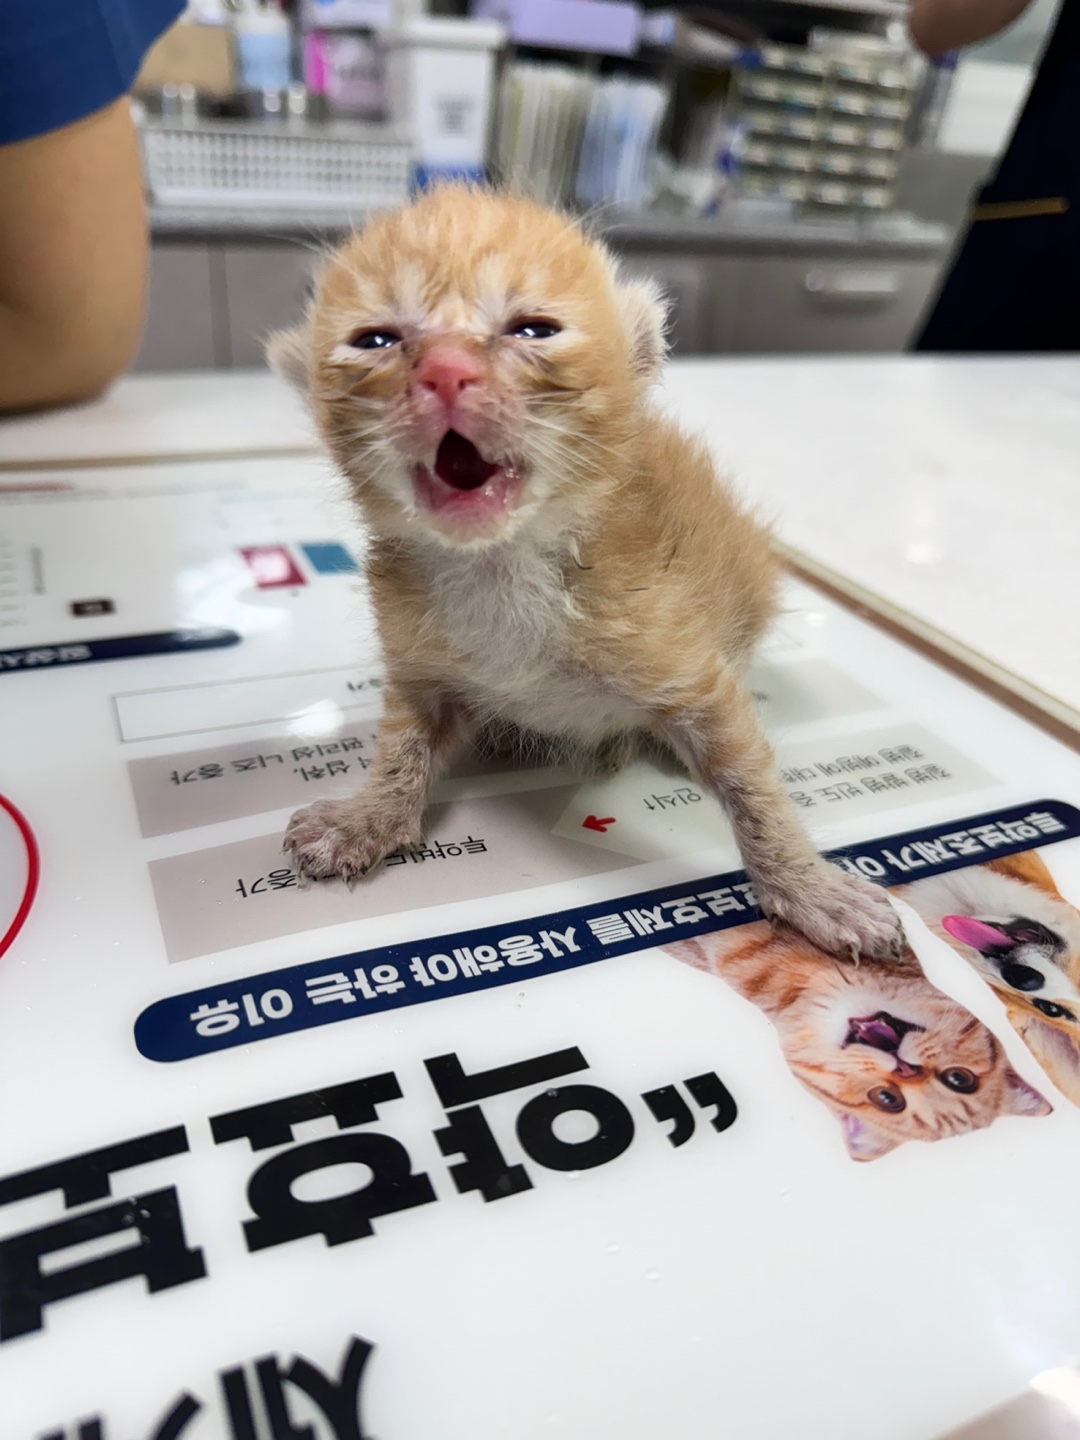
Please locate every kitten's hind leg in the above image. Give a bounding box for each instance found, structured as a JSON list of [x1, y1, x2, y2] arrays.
[[286, 687, 466, 882], [661, 671, 904, 962]]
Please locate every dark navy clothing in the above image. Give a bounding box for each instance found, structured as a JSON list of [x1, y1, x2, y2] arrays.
[[916, 0, 1080, 350], [0, 0, 185, 145]]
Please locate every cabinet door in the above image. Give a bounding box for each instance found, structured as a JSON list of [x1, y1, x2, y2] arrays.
[[604, 255, 745, 355], [701, 258, 745, 352], [220, 244, 318, 368], [731, 257, 941, 353], [135, 244, 217, 372]]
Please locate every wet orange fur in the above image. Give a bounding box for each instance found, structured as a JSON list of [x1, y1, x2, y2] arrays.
[[269, 188, 902, 961], [670, 924, 1050, 1161]]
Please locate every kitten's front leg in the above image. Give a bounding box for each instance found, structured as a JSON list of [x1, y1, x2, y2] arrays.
[[286, 686, 464, 882], [661, 671, 904, 962]]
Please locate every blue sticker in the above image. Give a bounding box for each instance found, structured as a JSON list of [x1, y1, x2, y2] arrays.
[[0, 628, 240, 675], [413, 165, 486, 192], [134, 801, 1080, 1064], [300, 543, 358, 575]]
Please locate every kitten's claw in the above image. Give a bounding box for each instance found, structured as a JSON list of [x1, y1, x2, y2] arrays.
[[759, 862, 905, 962], [591, 731, 642, 777], [284, 797, 415, 883]]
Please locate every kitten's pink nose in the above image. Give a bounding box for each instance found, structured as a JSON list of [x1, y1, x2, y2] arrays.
[[414, 344, 484, 408]]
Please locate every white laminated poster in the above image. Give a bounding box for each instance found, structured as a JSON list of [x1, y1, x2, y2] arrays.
[[3, 456, 1080, 1440]]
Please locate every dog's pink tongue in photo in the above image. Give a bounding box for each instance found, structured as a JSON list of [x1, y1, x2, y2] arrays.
[[941, 916, 1013, 950]]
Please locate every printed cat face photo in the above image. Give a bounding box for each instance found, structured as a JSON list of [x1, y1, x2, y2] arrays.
[[269, 186, 665, 548], [895, 850, 1080, 1106], [667, 924, 1049, 1161]]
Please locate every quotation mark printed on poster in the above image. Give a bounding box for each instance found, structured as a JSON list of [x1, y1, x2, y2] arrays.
[[0, 1050, 736, 1350]]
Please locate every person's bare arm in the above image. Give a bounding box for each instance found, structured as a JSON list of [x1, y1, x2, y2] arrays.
[[0, 99, 148, 414], [908, 0, 1034, 57]]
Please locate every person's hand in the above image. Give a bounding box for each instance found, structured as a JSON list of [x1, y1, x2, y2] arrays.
[[908, 0, 1035, 57]]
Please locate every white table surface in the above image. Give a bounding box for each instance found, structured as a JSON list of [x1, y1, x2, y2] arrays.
[[2, 357, 1077, 731], [660, 356, 1080, 731], [0, 371, 314, 466]]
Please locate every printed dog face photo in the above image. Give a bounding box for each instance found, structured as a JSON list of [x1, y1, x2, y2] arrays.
[[895, 850, 1080, 1106], [666, 924, 1049, 1162]]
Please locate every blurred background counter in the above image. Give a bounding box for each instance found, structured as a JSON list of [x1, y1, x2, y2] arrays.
[[129, 0, 1061, 370], [142, 204, 949, 367]]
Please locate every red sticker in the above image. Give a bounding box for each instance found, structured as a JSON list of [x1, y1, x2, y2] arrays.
[[0, 794, 39, 961], [238, 546, 306, 589]]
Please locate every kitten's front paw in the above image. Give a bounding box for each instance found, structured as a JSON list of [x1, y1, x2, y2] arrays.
[[760, 863, 904, 962], [284, 798, 416, 882]]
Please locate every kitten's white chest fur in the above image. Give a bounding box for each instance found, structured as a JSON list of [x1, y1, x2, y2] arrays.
[[422, 541, 647, 742]]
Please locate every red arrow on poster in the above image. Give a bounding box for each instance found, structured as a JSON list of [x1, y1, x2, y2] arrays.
[[582, 815, 616, 833], [0, 794, 39, 961]]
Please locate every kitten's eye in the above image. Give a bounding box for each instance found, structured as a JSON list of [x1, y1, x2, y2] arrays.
[[938, 1067, 979, 1093], [867, 1084, 906, 1113], [1033, 999, 1074, 1020], [348, 329, 401, 351], [506, 318, 561, 340]]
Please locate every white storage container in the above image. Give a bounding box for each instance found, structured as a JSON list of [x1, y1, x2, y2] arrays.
[[385, 17, 505, 186]]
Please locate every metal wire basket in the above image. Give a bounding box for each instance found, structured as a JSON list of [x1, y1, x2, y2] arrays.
[[140, 118, 413, 211]]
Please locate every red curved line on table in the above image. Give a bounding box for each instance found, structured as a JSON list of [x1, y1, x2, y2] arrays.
[[0, 794, 39, 960]]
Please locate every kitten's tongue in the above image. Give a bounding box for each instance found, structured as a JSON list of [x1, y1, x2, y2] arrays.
[[847, 1014, 907, 1051], [941, 916, 1013, 951], [434, 430, 499, 491]]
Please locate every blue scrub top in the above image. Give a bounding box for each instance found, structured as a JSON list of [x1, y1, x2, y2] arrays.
[[0, 0, 186, 145]]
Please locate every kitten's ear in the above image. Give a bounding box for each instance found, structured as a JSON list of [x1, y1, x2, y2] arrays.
[[1013, 1011, 1080, 1106], [1002, 1064, 1053, 1117], [614, 276, 668, 380], [663, 938, 711, 972], [840, 1112, 899, 1162], [266, 322, 312, 394]]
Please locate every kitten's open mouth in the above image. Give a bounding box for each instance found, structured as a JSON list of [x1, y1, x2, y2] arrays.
[[433, 430, 499, 490], [845, 1011, 924, 1053], [413, 430, 523, 533], [845, 1011, 925, 1079]]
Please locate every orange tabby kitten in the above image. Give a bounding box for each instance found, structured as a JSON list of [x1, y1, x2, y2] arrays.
[[668, 924, 1049, 1160], [268, 186, 902, 961]]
